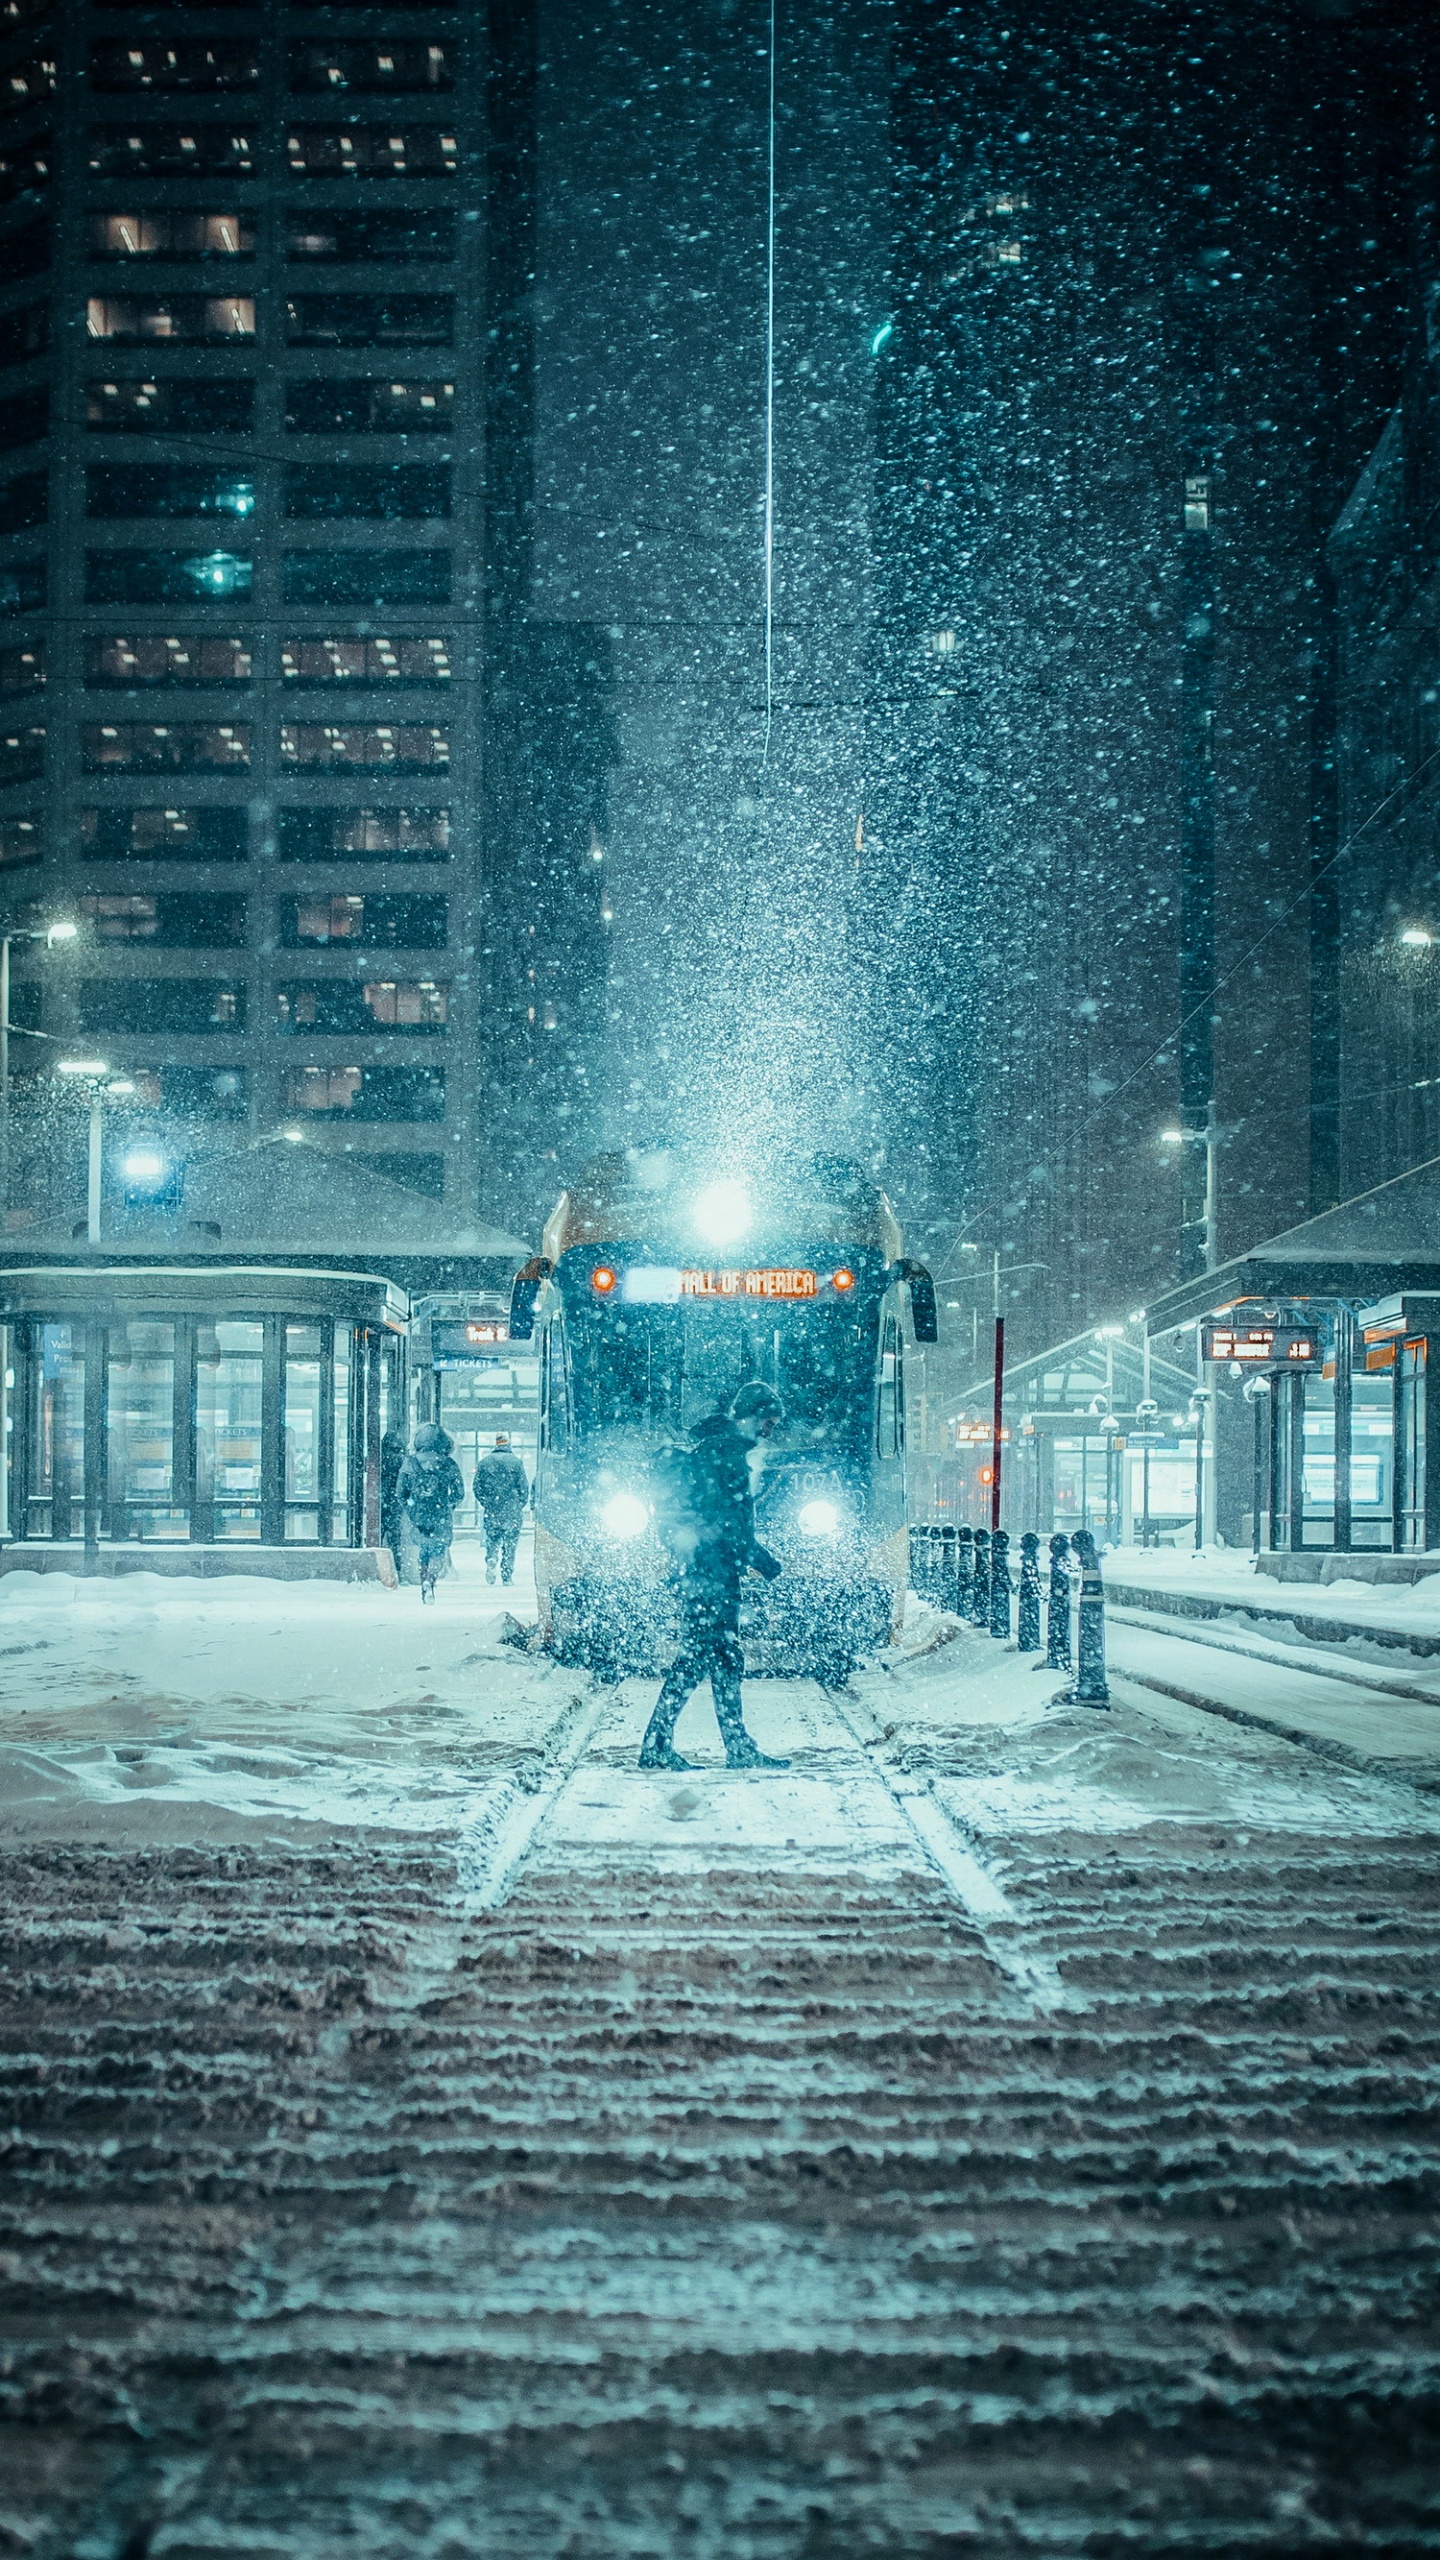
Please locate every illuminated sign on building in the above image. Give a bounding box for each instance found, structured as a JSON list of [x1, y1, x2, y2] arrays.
[[1202, 1323, 1322, 1367]]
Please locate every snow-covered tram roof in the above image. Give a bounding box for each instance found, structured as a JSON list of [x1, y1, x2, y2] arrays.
[[542, 1151, 903, 1266]]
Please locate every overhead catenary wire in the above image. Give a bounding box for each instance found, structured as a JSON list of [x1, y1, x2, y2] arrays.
[[761, 0, 776, 770]]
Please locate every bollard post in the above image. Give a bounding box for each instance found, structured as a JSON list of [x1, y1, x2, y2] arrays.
[[955, 1525, 975, 1620], [970, 1527, 991, 1630], [1017, 1530, 1042, 1651], [989, 1526, 1012, 1639], [1069, 1528, 1111, 1706], [939, 1523, 959, 1615], [1045, 1533, 1072, 1671]]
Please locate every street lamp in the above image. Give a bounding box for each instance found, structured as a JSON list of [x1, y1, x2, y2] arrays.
[[56, 1061, 135, 1243], [0, 916, 80, 1213]]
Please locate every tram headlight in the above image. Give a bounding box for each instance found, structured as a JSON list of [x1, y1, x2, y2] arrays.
[[692, 1177, 752, 1247], [797, 1497, 842, 1539], [600, 1489, 649, 1540]]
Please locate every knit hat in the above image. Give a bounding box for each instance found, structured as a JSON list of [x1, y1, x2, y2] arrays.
[[730, 1381, 785, 1427]]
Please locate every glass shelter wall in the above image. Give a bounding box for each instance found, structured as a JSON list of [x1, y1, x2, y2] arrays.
[[2, 1293, 401, 1549]]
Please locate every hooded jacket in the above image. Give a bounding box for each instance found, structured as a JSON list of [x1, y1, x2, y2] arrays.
[[396, 1429, 464, 1537]]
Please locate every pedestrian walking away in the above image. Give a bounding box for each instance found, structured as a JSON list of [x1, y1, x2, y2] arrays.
[[640, 1380, 789, 1773], [474, 1431, 530, 1585], [396, 1422, 464, 1604]]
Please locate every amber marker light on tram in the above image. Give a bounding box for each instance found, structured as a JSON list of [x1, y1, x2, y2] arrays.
[[591, 1265, 617, 1293], [831, 1268, 856, 1293]]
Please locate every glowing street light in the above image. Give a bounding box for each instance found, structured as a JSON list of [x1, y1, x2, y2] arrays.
[[54, 1059, 136, 1243]]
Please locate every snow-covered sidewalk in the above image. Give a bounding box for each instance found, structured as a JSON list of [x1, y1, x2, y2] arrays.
[[1105, 1542, 1440, 1656]]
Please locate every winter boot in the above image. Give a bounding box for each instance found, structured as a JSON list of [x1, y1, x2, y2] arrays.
[[638, 1681, 696, 1772], [486, 1561, 496, 1584], [713, 1655, 789, 1771]]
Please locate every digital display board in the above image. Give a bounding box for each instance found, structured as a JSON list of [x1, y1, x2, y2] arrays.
[[1203, 1322, 1322, 1367], [679, 1268, 818, 1300]]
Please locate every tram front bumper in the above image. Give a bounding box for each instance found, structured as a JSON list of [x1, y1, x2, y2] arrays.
[[548, 1571, 896, 1676]]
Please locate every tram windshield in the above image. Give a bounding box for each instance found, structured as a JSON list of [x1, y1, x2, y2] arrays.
[[566, 1298, 871, 1449]]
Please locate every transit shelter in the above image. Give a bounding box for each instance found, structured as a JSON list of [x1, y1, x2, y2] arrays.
[[0, 1266, 405, 1562]]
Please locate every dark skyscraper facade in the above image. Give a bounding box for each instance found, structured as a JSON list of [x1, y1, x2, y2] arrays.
[[0, 0, 502, 1214], [874, 0, 1433, 1351]]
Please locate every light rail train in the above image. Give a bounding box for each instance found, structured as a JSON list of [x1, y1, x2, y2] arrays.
[[509, 1150, 937, 1675]]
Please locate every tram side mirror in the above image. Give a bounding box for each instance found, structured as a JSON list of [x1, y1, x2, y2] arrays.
[[507, 1254, 553, 1342], [888, 1257, 938, 1344]]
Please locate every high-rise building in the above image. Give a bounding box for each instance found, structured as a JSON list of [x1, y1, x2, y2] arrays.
[[0, 0, 487, 1209], [874, 0, 1432, 1353]]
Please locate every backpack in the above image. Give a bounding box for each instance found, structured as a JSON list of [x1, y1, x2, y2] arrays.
[[648, 1438, 707, 1563]]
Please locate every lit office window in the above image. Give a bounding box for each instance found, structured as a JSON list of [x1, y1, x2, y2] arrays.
[[276, 806, 450, 861], [288, 42, 452, 94], [85, 550, 252, 604], [281, 638, 450, 685], [86, 466, 257, 519], [285, 127, 458, 177], [0, 724, 42, 782], [279, 723, 448, 770], [81, 721, 250, 771], [87, 127, 257, 176], [0, 816, 41, 866], [282, 1064, 445, 1119], [284, 379, 454, 434], [86, 294, 255, 341], [79, 805, 248, 859], [0, 644, 43, 693], [89, 212, 254, 259], [86, 635, 252, 687], [90, 41, 261, 92], [285, 211, 454, 262], [79, 892, 246, 945], [282, 893, 447, 947], [86, 379, 254, 435]]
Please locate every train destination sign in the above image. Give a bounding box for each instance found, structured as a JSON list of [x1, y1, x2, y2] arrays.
[[614, 1265, 826, 1305], [680, 1267, 818, 1300], [1203, 1322, 1323, 1367]]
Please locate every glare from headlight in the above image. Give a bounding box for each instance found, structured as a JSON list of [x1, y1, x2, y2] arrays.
[[600, 1490, 649, 1540], [693, 1176, 751, 1247], [797, 1497, 841, 1537]]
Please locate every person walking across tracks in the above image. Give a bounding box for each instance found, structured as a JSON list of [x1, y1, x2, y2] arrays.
[[474, 1432, 530, 1586], [396, 1422, 465, 1605], [639, 1380, 789, 1774]]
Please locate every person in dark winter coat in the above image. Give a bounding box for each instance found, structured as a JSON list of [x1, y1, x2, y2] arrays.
[[638, 1380, 788, 1773], [396, 1421, 464, 1603], [473, 1432, 529, 1585]]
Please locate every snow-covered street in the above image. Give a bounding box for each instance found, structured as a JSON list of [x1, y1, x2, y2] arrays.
[[3, 1559, 1440, 2552]]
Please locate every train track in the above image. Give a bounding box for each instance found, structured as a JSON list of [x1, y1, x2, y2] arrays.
[[2, 1674, 1439, 2554], [1106, 1604, 1440, 1794]]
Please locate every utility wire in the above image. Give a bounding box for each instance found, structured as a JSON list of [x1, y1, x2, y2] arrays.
[[761, 0, 776, 770]]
